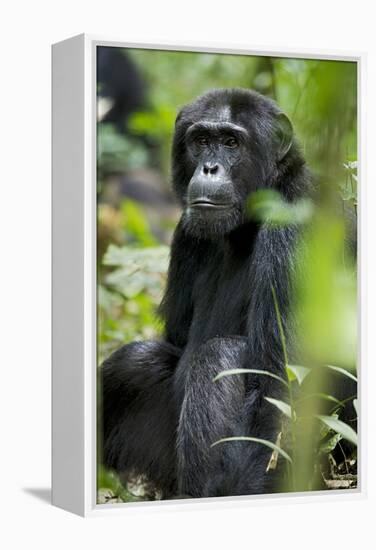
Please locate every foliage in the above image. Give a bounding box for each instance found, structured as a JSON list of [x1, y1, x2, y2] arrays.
[[247, 190, 314, 226], [214, 190, 358, 492], [97, 200, 169, 363], [97, 124, 149, 186], [97, 48, 358, 501]]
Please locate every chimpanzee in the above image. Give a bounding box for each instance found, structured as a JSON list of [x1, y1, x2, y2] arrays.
[[102, 88, 312, 498], [97, 47, 146, 131]]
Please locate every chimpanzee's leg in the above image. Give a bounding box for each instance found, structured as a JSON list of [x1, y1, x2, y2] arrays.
[[177, 337, 282, 497], [101, 340, 182, 497]]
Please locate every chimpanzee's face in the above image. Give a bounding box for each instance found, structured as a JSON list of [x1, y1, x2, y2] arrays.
[[185, 113, 248, 227], [172, 90, 293, 239]]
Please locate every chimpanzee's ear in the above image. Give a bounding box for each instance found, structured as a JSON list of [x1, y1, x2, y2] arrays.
[[274, 112, 293, 161]]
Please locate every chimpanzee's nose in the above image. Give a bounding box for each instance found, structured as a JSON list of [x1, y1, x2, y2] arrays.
[[203, 163, 219, 175]]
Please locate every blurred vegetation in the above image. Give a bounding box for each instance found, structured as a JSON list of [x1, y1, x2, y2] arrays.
[[97, 47, 357, 503]]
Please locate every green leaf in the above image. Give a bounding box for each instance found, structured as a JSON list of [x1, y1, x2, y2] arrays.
[[265, 397, 292, 419], [353, 399, 358, 416], [317, 415, 357, 446], [129, 106, 176, 138], [213, 368, 288, 387], [297, 392, 341, 406], [325, 364, 357, 383], [319, 414, 338, 438], [320, 432, 342, 454], [286, 364, 311, 385], [102, 244, 169, 299], [247, 189, 314, 226], [211, 436, 292, 463], [121, 200, 157, 247], [97, 464, 119, 493], [103, 244, 169, 269]]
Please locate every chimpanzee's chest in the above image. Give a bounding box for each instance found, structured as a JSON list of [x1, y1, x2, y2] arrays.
[[188, 255, 251, 346]]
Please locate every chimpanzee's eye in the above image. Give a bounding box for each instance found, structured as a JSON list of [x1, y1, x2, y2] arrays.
[[224, 136, 238, 148], [196, 135, 209, 147]]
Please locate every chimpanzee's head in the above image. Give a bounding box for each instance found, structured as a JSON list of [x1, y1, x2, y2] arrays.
[[172, 88, 295, 238]]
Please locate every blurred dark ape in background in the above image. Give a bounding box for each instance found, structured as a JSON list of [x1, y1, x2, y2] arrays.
[[97, 47, 146, 132], [97, 47, 178, 250]]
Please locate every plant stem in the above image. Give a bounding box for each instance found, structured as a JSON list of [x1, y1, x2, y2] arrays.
[[271, 285, 297, 491]]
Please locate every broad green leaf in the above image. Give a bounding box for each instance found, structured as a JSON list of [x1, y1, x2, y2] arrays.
[[319, 414, 339, 438], [129, 106, 176, 138], [213, 368, 288, 387], [103, 244, 169, 269], [287, 364, 311, 385], [317, 415, 357, 446], [298, 393, 340, 405], [325, 364, 357, 383], [247, 189, 314, 226], [102, 244, 169, 299], [320, 432, 342, 454], [353, 399, 358, 415], [211, 436, 292, 463], [265, 397, 292, 419]]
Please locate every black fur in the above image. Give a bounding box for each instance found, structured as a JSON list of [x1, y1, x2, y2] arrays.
[[102, 89, 312, 498]]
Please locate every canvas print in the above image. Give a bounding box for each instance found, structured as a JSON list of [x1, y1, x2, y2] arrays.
[[96, 46, 358, 504]]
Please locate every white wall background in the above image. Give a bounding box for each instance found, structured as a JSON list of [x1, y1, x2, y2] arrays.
[[1, 1, 375, 548]]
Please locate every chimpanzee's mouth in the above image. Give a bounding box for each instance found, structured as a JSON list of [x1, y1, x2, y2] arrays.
[[189, 199, 232, 210]]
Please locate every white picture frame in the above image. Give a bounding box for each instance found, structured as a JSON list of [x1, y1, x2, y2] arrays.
[[52, 34, 366, 517]]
